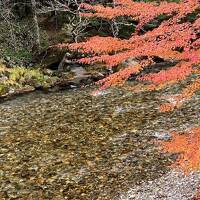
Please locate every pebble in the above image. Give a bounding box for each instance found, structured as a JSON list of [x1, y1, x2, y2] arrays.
[[120, 170, 200, 200]]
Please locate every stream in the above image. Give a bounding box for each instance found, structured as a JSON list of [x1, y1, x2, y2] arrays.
[[0, 85, 199, 199]]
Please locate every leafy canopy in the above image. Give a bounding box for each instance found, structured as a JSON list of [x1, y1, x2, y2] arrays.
[[58, 0, 200, 112], [56, 0, 200, 173]]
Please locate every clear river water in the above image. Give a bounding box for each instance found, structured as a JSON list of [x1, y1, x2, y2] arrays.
[[0, 85, 199, 199]]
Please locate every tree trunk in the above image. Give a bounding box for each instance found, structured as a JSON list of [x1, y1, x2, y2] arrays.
[[58, 53, 72, 72], [31, 0, 41, 52]]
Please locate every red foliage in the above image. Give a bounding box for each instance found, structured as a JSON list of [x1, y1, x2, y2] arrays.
[[57, 0, 200, 175], [137, 61, 194, 85], [159, 127, 200, 174], [80, 0, 199, 32], [55, 0, 200, 176], [57, 0, 200, 109], [55, 0, 200, 119], [56, 0, 200, 111]]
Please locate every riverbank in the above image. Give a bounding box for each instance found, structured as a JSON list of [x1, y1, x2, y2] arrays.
[[0, 62, 104, 101], [120, 169, 200, 200]]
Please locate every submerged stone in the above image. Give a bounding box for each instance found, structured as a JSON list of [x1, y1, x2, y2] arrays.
[[0, 84, 199, 199]]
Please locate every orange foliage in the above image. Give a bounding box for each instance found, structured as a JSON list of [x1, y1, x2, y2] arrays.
[[57, 0, 200, 177], [137, 61, 194, 85], [180, 77, 200, 99], [80, 0, 199, 31], [56, 0, 200, 182], [58, 0, 200, 96], [159, 102, 180, 112], [57, 0, 200, 108], [159, 127, 200, 173], [97, 60, 152, 89], [57, 36, 132, 54]]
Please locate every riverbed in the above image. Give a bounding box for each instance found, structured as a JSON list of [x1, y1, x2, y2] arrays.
[[0, 85, 199, 199]]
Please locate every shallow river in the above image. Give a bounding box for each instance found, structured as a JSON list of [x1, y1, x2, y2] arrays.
[[0, 85, 199, 199]]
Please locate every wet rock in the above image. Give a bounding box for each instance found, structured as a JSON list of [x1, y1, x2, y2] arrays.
[[35, 48, 66, 70], [120, 170, 200, 200], [92, 89, 112, 97], [0, 75, 8, 82], [151, 132, 172, 141], [122, 58, 139, 67], [43, 69, 54, 76]]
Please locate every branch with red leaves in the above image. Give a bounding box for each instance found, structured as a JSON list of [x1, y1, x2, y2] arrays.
[[57, 0, 200, 111]]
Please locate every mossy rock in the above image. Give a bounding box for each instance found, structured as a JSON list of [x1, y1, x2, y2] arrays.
[[34, 48, 66, 70], [0, 84, 8, 95]]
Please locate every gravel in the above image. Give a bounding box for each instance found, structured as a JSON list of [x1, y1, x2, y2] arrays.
[[120, 170, 200, 200]]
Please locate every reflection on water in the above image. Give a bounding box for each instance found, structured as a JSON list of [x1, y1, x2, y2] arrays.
[[0, 85, 199, 199]]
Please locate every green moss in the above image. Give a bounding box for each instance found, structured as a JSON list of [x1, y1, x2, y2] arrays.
[[0, 63, 59, 97], [0, 84, 7, 95], [8, 67, 46, 86]]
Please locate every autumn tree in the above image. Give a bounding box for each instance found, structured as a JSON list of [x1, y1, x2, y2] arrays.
[[58, 0, 200, 109], [57, 0, 200, 172]]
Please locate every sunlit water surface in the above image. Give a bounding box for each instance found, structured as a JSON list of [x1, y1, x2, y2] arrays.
[[0, 85, 199, 199]]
